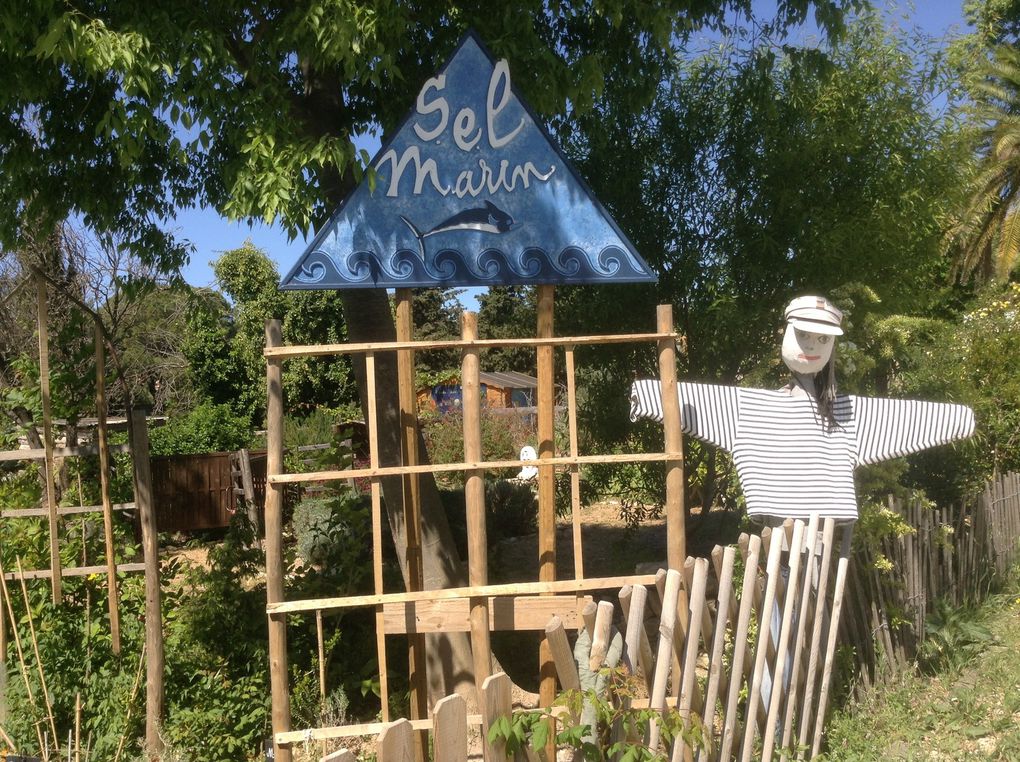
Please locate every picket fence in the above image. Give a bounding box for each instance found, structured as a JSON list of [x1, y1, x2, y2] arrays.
[[323, 472, 1020, 761]]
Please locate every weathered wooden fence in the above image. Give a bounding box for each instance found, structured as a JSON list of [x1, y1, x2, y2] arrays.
[[841, 471, 1020, 692]]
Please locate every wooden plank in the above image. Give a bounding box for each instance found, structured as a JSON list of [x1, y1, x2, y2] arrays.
[[36, 277, 61, 603], [267, 451, 672, 485], [264, 331, 680, 359], [395, 289, 427, 762], [264, 319, 292, 762], [277, 714, 483, 745], [432, 693, 468, 762], [462, 312, 492, 696], [2, 562, 145, 581], [382, 594, 592, 634], [1, 502, 135, 519], [0, 442, 131, 462], [320, 749, 355, 762], [377, 718, 414, 761], [564, 347, 584, 580], [129, 408, 164, 759], [270, 573, 658, 615], [657, 305, 686, 568]]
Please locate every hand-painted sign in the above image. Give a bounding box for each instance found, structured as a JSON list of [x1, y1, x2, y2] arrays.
[[280, 30, 656, 290]]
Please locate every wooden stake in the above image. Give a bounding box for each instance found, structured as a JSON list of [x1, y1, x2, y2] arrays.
[[544, 616, 580, 691], [536, 285, 557, 717], [810, 525, 853, 758], [35, 277, 61, 603], [673, 558, 709, 762], [365, 352, 390, 721], [112, 646, 146, 762], [16, 558, 59, 749], [461, 312, 492, 695], [761, 521, 806, 761], [395, 288, 427, 762], [0, 553, 6, 726], [75, 692, 81, 762], [0, 556, 37, 712], [649, 568, 682, 751], [657, 305, 685, 568], [620, 585, 654, 695], [316, 610, 326, 704], [264, 320, 292, 762], [588, 600, 615, 671], [128, 409, 164, 760], [95, 322, 121, 655], [701, 546, 736, 760]]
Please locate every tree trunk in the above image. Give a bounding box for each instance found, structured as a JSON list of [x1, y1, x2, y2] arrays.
[[340, 288, 477, 700]]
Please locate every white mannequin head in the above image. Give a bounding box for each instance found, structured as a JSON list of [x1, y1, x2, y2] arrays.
[[782, 325, 835, 375], [781, 295, 843, 376]]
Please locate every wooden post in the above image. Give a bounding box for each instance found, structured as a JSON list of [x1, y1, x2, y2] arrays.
[[657, 304, 685, 569], [461, 312, 492, 695], [95, 323, 121, 655], [0, 566, 5, 725], [365, 352, 391, 720], [264, 320, 292, 762], [128, 408, 164, 760], [35, 277, 61, 603], [238, 448, 259, 533], [536, 285, 557, 713], [395, 288, 428, 761], [565, 347, 584, 580]]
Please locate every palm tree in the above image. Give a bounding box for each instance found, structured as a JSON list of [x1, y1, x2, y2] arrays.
[[949, 44, 1020, 282]]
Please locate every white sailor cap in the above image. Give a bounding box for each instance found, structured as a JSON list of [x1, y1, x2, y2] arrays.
[[784, 295, 843, 336]]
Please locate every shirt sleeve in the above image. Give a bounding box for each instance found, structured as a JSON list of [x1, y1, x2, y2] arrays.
[[629, 380, 739, 451], [852, 396, 976, 465]]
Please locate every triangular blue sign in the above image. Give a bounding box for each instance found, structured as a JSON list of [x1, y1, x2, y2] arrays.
[[280, 31, 657, 290]]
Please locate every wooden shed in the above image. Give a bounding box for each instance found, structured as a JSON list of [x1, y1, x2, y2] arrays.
[[417, 370, 538, 412]]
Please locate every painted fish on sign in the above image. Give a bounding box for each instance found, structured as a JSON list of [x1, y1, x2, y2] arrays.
[[280, 30, 656, 290]]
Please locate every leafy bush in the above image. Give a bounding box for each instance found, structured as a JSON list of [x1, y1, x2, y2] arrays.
[[292, 492, 371, 571], [149, 402, 254, 456], [420, 407, 535, 487]]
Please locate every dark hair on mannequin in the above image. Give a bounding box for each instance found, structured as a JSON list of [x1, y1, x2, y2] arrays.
[[811, 345, 840, 430]]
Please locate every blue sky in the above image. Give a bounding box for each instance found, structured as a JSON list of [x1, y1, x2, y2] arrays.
[[176, 2, 974, 299]]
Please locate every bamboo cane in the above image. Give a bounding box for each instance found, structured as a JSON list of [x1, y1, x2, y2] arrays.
[[16, 558, 59, 750]]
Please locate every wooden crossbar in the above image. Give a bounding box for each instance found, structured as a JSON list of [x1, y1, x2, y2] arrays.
[[264, 331, 679, 359], [0, 442, 130, 463], [2, 562, 146, 581], [267, 573, 660, 616], [1, 502, 135, 519], [267, 451, 672, 485]]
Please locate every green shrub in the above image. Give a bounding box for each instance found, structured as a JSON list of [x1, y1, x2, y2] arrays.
[[149, 402, 253, 456]]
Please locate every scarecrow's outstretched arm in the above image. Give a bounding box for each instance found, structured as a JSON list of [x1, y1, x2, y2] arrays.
[[630, 380, 739, 452], [852, 396, 975, 465]]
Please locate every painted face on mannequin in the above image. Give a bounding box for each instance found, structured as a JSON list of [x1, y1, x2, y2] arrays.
[[782, 324, 834, 375]]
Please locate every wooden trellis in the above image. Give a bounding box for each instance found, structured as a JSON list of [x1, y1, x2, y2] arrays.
[[262, 300, 686, 759], [0, 276, 165, 756]]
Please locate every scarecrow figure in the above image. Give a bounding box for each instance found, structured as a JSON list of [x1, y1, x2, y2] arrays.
[[630, 295, 975, 522]]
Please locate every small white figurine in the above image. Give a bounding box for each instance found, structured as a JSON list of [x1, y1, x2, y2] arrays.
[[631, 295, 975, 521]]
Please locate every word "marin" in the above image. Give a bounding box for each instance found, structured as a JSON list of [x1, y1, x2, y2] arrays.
[[375, 61, 555, 199]]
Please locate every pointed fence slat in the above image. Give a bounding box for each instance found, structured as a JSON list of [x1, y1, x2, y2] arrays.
[[433, 694, 468, 762]]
